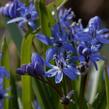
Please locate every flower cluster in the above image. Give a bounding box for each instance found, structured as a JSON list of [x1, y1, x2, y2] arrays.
[[0, 0, 38, 29], [17, 7, 109, 84]]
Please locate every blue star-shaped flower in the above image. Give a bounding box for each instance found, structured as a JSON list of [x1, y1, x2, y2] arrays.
[[45, 54, 78, 84]]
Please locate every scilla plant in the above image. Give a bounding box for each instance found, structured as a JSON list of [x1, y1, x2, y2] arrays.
[[0, 0, 109, 109]]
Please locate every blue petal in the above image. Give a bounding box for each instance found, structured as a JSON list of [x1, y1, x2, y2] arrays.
[[16, 64, 27, 75], [33, 64, 45, 76], [75, 32, 91, 41], [46, 48, 56, 65], [92, 61, 98, 70], [31, 53, 44, 67], [0, 78, 3, 84], [90, 54, 104, 61], [26, 64, 34, 75], [18, 20, 25, 28], [71, 56, 80, 62], [79, 55, 85, 62], [90, 54, 104, 70], [0, 67, 9, 78], [45, 68, 57, 77], [88, 16, 102, 30], [63, 66, 77, 80], [36, 34, 52, 45], [96, 35, 109, 44], [28, 21, 36, 30], [7, 17, 25, 24], [97, 28, 109, 34], [63, 43, 75, 52], [55, 71, 63, 84]]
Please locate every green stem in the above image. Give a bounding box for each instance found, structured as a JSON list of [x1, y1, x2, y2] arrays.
[[64, 105, 69, 109], [35, 76, 62, 97], [104, 62, 109, 109], [79, 75, 87, 109]]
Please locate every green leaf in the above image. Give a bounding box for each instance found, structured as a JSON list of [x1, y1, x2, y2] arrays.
[[38, 0, 51, 36], [32, 78, 46, 109], [47, 0, 67, 10], [32, 78, 61, 109], [5, 18, 22, 53], [86, 61, 104, 105], [9, 73, 19, 109], [21, 33, 34, 109], [1, 38, 10, 109], [1, 38, 19, 109], [92, 90, 106, 109], [104, 63, 109, 109]]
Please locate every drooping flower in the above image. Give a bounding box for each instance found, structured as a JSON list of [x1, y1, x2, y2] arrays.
[[17, 53, 45, 76]]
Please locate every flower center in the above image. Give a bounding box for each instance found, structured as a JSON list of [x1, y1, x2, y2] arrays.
[[26, 13, 31, 19]]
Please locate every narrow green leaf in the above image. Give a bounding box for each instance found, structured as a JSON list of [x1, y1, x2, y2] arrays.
[[9, 73, 19, 109], [92, 90, 106, 109], [86, 61, 104, 105], [5, 18, 22, 53], [47, 0, 67, 10], [1, 38, 10, 109], [79, 75, 88, 109], [38, 0, 51, 36], [32, 78, 46, 109], [104, 63, 109, 109], [32, 78, 60, 109], [21, 33, 34, 109]]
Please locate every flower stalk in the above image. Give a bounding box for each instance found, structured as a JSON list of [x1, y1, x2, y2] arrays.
[[79, 74, 87, 109]]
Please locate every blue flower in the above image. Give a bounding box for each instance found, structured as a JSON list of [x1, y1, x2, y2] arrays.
[[45, 54, 78, 84], [36, 24, 75, 66], [0, 0, 23, 18], [0, 67, 10, 84], [17, 53, 45, 76], [72, 16, 109, 70], [58, 8, 74, 28], [0, 84, 10, 109], [88, 16, 102, 30], [7, 1, 38, 29], [78, 16, 109, 43], [0, 67, 10, 109], [77, 43, 104, 70], [0, 85, 9, 100], [33, 99, 41, 109]]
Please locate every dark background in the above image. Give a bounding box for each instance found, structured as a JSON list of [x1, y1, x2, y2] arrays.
[[65, 0, 109, 26]]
